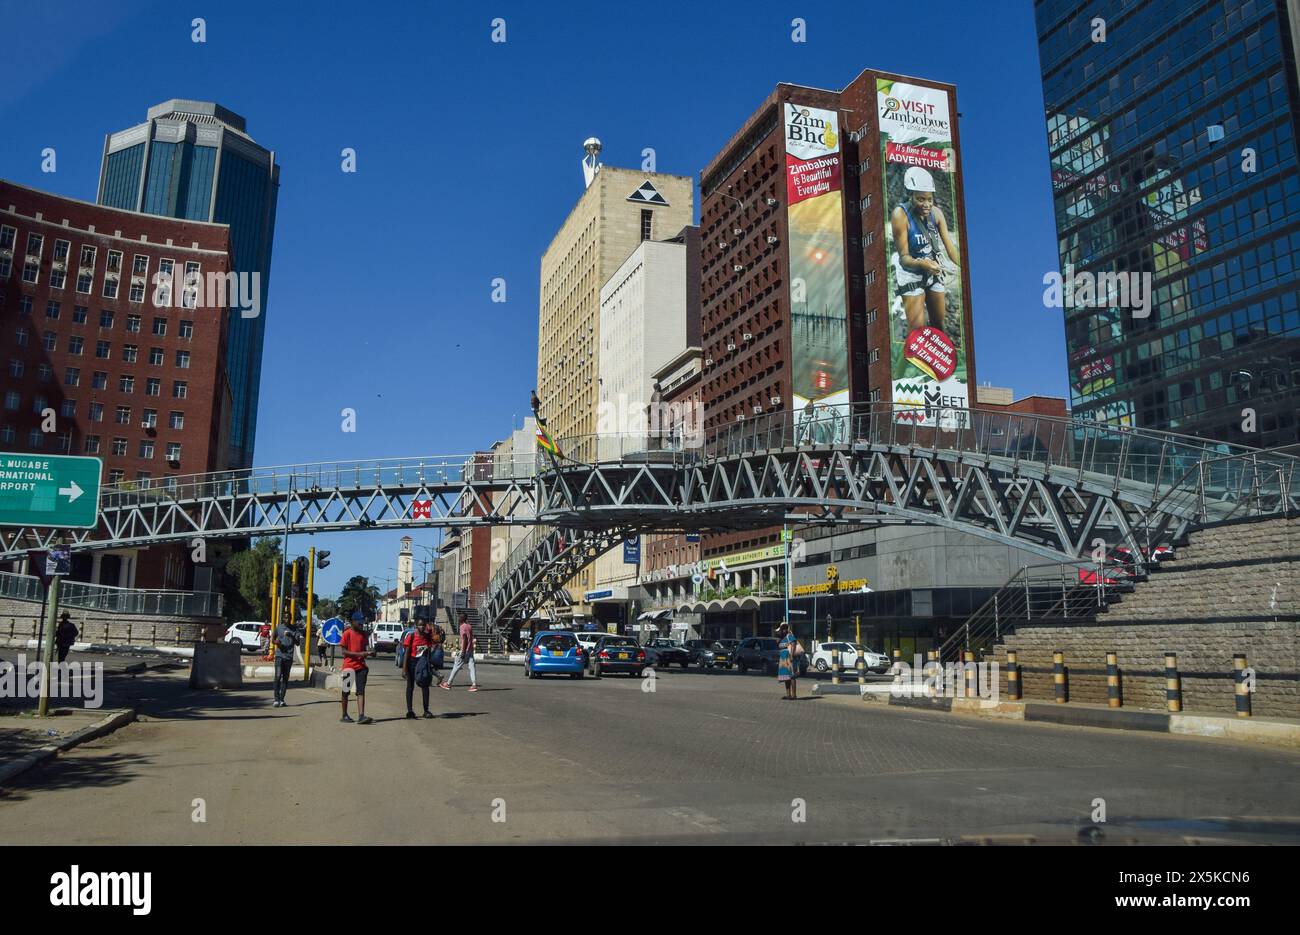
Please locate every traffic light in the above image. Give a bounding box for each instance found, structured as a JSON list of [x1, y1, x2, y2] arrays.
[[317, 550, 331, 569]]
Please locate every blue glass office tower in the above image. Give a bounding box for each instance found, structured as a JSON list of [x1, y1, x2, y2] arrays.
[[1036, 0, 1300, 450], [97, 100, 279, 469]]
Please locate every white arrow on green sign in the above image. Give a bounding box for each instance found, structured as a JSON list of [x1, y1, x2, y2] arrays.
[[0, 454, 102, 529]]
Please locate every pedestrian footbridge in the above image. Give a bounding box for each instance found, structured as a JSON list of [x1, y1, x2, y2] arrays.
[[1, 405, 1293, 632]]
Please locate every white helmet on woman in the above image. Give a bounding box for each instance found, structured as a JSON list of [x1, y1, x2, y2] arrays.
[[904, 166, 935, 192]]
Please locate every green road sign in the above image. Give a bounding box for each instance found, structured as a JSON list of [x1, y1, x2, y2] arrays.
[[0, 454, 102, 529]]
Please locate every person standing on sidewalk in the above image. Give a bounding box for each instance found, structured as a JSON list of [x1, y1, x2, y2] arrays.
[[271, 610, 301, 708], [55, 612, 79, 664], [340, 612, 375, 724], [402, 618, 441, 718], [439, 612, 479, 692]]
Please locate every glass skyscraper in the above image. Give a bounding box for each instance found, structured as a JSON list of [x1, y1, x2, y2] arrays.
[[97, 100, 279, 469], [1036, 0, 1300, 450]]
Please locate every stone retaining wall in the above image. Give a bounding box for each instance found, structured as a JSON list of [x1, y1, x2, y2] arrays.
[[0, 596, 225, 646]]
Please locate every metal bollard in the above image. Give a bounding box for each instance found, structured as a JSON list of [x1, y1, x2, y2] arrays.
[[1007, 650, 1021, 700], [1106, 651, 1121, 708], [1234, 653, 1251, 718], [963, 650, 976, 698], [1165, 652, 1182, 712], [1053, 650, 1067, 703], [831, 645, 841, 685], [175, 625, 182, 646]]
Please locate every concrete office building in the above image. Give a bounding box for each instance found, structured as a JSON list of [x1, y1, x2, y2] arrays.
[[536, 150, 692, 621], [98, 100, 279, 469], [1036, 0, 1300, 447]]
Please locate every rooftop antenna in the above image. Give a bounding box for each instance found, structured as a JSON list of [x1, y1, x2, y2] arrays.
[[582, 137, 603, 188]]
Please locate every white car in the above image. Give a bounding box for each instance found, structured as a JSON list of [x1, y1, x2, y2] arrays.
[[810, 642, 890, 674], [574, 631, 606, 661], [225, 621, 267, 654], [370, 622, 406, 653]]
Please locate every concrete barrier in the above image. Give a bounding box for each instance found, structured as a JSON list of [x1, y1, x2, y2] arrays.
[[190, 641, 242, 689]]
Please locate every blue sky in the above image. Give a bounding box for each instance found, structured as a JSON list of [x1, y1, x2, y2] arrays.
[[0, 0, 1065, 597]]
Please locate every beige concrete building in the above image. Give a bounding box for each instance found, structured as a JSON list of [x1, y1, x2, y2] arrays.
[[536, 162, 693, 619]]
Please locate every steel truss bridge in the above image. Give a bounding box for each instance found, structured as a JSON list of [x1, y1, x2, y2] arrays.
[[3, 405, 1295, 630]]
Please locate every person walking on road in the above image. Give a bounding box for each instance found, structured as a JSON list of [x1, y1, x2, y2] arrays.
[[776, 621, 802, 700], [55, 612, 78, 664], [402, 618, 441, 718], [271, 610, 301, 707], [340, 612, 375, 724], [439, 612, 479, 692]]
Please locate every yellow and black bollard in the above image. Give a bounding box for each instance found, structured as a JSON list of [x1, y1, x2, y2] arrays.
[[1234, 653, 1251, 718], [1165, 652, 1182, 712], [1053, 650, 1067, 703], [1007, 649, 1021, 700], [963, 650, 976, 698], [1106, 651, 1121, 708], [925, 649, 938, 697], [855, 653, 866, 686], [831, 645, 841, 685]]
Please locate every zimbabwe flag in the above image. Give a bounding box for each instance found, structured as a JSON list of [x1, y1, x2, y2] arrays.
[[536, 424, 561, 457]]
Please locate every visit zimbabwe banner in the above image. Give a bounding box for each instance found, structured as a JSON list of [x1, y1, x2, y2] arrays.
[[878, 78, 970, 428]]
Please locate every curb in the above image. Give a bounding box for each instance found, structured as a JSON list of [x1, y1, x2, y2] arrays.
[[1, 638, 195, 659], [0, 708, 137, 787]]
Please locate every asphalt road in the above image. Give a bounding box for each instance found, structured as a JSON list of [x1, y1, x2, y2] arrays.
[[2, 656, 1298, 844]]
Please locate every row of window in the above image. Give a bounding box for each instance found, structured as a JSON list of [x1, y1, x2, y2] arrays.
[[7, 295, 194, 337], [0, 226, 204, 308], [0, 424, 181, 461], [0, 393, 187, 428], [10, 342, 190, 365], [3, 369, 189, 395]]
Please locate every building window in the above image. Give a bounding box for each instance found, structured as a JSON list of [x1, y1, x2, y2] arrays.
[[179, 320, 194, 339], [6, 360, 20, 378], [115, 405, 131, 425], [14, 327, 27, 346], [22, 260, 39, 284], [869, 348, 880, 364], [95, 340, 111, 359], [49, 267, 66, 290], [46, 300, 60, 319], [142, 409, 158, 429], [152, 317, 167, 336], [92, 371, 107, 390], [64, 367, 80, 386], [860, 194, 872, 211], [107, 469, 124, 484], [60, 399, 75, 418], [89, 402, 103, 422], [27, 429, 43, 448], [41, 331, 57, 351], [139, 440, 154, 459], [100, 310, 114, 328], [132, 255, 148, 276], [148, 347, 163, 366], [79, 245, 96, 268], [145, 378, 161, 397], [172, 381, 187, 399], [72, 306, 88, 324], [136, 472, 151, 486], [175, 350, 190, 369], [3, 392, 18, 411], [19, 296, 32, 316], [129, 280, 145, 303], [0, 425, 14, 444], [0, 225, 14, 251], [641, 209, 653, 241], [122, 344, 138, 363], [111, 438, 127, 457], [76, 272, 93, 294], [119, 375, 134, 394], [0, 257, 10, 278], [26, 233, 43, 256], [36, 364, 52, 383], [56, 430, 72, 453], [106, 250, 122, 275], [865, 270, 877, 285], [166, 442, 181, 461], [126, 315, 141, 333], [866, 307, 877, 325], [168, 410, 184, 430], [84, 435, 101, 454], [181, 261, 200, 309], [102, 276, 119, 299]]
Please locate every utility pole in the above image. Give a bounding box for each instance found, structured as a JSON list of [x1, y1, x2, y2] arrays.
[[305, 547, 316, 680], [37, 542, 69, 718]]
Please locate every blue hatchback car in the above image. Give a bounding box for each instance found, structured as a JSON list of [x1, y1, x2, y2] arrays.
[[525, 630, 586, 679]]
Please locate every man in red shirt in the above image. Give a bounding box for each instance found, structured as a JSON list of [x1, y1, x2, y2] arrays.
[[402, 618, 441, 718], [340, 612, 375, 724]]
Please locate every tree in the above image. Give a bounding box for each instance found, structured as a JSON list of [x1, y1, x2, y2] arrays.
[[225, 538, 283, 623], [314, 597, 340, 621], [337, 576, 380, 621]]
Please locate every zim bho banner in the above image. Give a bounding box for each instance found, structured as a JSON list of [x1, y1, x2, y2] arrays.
[[878, 79, 970, 428]]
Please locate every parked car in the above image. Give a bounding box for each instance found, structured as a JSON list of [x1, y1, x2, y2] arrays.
[[525, 630, 587, 679], [591, 636, 647, 677], [644, 637, 691, 668], [733, 637, 809, 676], [370, 622, 405, 653], [224, 621, 267, 654], [809, 642, 890, 674], [684, 638, 730, 669], [575, 631, 607, 660]]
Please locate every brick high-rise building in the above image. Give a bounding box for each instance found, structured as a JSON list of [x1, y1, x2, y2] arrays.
[[536, 153, 693, 620], [697, 72, 978, 609], [0, 179, 235, 588]]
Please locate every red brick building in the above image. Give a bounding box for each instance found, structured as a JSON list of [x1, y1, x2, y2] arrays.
[[0, 180, 234, 588]]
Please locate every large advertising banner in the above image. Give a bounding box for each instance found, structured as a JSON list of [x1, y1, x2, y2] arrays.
[[878, 79, 969, 428], [784, 102, 850, 445]]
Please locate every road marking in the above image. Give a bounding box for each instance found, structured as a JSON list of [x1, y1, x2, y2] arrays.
[[666, 806, 726, 833]]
